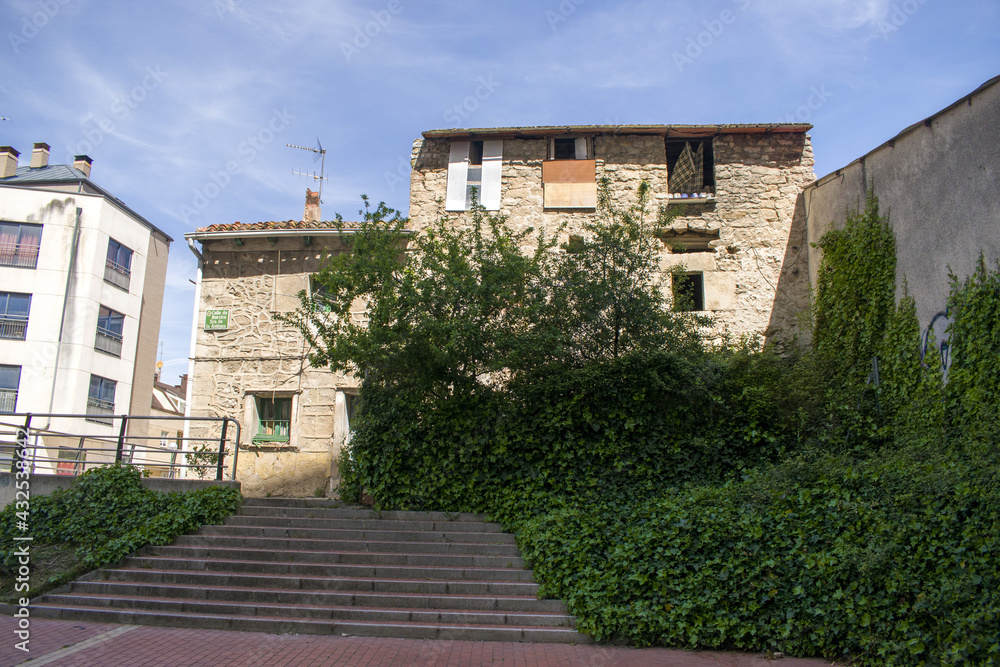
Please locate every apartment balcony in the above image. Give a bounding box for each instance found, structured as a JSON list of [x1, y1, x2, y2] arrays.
[[0, 316, 27, 340], [95, 328, 123, 357], [85, 397, 115, 424], [0, 389, 16, 414], [104, 259, 131, 291], [0, 243, 40, 269]]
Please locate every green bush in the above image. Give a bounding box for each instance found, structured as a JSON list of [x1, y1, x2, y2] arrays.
[[0, 464, 241, 574]]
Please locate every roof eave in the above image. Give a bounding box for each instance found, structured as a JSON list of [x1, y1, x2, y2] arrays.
[[422, 123, 812, 140]]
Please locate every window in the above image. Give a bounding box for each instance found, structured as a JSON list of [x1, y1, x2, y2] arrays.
[[0, 292, 30, 340], [445, 140, 503, 211], [86, 374, 116, 424], [542, 136, 596, 209], [160, 431, 170, 448], [0, 365, 20, 414], [310, 276, 333, 313], [0, 222, 42, 268], [666, 139, 714, 196], [95, 305, 124, 357], [253, 396, 291, 444], [548, 137, 591, 160], [105, 238, 133, 291], [673, 272, 705, 312]]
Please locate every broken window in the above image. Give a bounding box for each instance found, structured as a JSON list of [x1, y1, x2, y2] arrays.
[[543, 136, 596, 209], [445, 140, 503, 211], [673, 272, 705, 312], [666, 139, 714, 195]]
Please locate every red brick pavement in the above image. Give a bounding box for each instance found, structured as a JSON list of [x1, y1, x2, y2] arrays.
[[0, 617, 836, 667]]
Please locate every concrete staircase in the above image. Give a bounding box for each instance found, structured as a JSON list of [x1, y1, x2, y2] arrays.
[[30, 497, 590, 643]]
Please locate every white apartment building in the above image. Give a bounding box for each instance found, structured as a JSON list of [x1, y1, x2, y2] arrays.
[[0, 143, 171, 471]]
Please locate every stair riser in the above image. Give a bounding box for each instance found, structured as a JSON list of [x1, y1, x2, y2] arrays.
[[145, 546, 525, 569], [123, 556, 535, 582], [68, 580, 568, 613], [29, 606, 590, 643], [39, 595, 573, 627], [173, 534, 521, 555], [101, 569, 540, 596], [199, 526, 517, 545], [238, 506, 489, 523], [225, 517, 506, 533]]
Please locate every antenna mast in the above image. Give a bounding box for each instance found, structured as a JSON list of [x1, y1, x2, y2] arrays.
[[287, 139, 328, 202]]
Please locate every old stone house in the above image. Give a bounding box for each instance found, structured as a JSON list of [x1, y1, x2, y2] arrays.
[[184, 200, 359, 497], [409, 124, 815, 342]]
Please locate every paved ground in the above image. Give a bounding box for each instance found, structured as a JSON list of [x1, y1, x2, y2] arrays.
[[0, 616, 836, 667]]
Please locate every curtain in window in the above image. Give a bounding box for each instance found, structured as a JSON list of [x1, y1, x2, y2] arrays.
[[669, 142, 704, 194]]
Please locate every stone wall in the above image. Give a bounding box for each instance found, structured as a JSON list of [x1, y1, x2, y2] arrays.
[[409, 131, 815, 342], [189, 235, 358, 497]]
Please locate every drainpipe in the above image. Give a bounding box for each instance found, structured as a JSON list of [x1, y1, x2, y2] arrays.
[[183, 238, 204, 479]]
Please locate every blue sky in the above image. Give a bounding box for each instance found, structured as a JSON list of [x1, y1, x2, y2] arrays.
[[2, 0, 998, 384]]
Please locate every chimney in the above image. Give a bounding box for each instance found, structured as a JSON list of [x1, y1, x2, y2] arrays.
[[73, 155, 93, 178], [30, 142, 50, 169], [178, 374, 189, 398], [0, 146, 20, 178], [304, 188, 321, 223]]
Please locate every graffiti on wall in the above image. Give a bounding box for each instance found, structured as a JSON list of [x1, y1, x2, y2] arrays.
[[920, 309, 952, 378]]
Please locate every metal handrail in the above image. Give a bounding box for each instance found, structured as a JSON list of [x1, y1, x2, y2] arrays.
[[1, 413, 240, 480]]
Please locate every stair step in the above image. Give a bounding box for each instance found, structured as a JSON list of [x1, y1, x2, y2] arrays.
[[171, 534, 522, 556], [197, 524, 518, 545], [224, 515, 507, 533], [29, 605, 591, 643], [122, 555, 536, 582], [38, 593, 574, 627], [31, 495, 589, 643], [66, 580, 568, 613], [100, 567, 542, 596], [238, 504, 490, 523], [144, 545, 526, 569]]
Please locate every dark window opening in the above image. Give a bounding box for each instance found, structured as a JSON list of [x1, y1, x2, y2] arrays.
[[673, 272, 705, 312], [553, 138, 576, 160], [665, 139, 715, 193], [468, 140, 484, 166]]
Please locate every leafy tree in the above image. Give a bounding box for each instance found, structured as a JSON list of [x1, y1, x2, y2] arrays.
[[543, 179, 705, 364]]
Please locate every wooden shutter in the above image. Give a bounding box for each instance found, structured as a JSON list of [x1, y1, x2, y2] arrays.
[[479, 140, 503, 210], [445, 141, 470, 211], [575, 137, 589, 159]]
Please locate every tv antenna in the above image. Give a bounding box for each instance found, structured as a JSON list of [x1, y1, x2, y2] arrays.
[[287, 138, 328, 203]]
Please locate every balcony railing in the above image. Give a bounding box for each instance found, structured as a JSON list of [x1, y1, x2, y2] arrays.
[[0, 389, 16, 414], [85, 397, 115, 424], [94, 328, 123, 357], [104, 259, 131, 291], [0, 317, 28, 340], [253, 419, 290, 443], [0, 243, 40, 269]]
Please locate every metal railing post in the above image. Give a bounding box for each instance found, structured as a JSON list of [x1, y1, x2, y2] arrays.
[[115, 415, 128, 463], [231, 420, 240, 481], [11, 413, 30, 473], [216, 418, 228, 481]]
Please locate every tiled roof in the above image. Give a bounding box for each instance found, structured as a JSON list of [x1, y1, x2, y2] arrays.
[[195, 220, 349, 233]]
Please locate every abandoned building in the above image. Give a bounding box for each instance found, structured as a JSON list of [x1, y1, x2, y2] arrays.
[[408, 123, 816, 342], [184, 192, 359, 497]]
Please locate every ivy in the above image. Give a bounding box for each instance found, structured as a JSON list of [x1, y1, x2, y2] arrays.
[[0, 464, 241, 575], [317, 186, 998, 665]]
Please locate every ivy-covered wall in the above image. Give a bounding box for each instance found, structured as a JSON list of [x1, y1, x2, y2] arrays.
[[801, 76, 1000, 354]]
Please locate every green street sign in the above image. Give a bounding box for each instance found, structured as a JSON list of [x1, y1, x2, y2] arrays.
[[205, 309, 229, 331]]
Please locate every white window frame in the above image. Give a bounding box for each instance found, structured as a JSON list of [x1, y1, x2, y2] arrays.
[[445, 140, 503, 211]]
